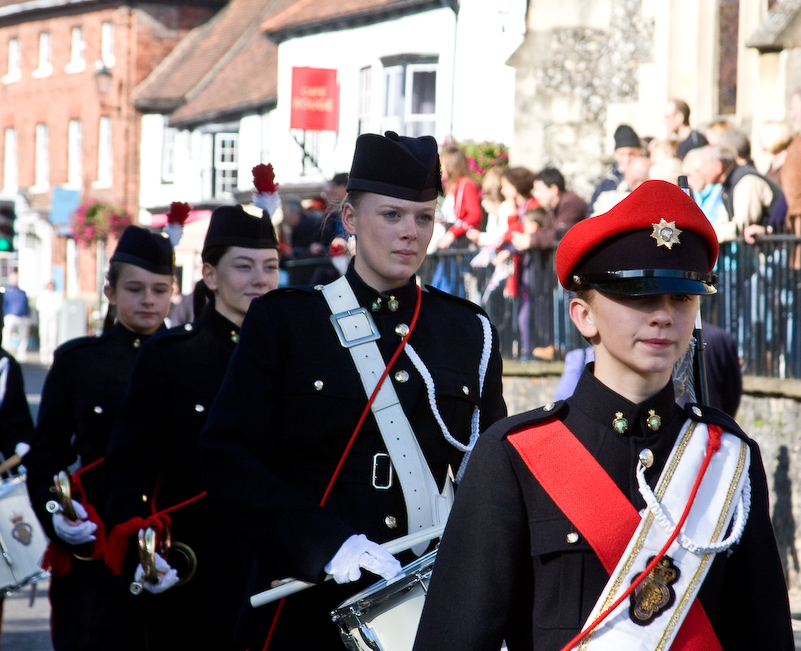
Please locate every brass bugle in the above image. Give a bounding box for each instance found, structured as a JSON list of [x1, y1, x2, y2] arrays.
[[51, 470, 78, 521], [130, 525, 197, 594]]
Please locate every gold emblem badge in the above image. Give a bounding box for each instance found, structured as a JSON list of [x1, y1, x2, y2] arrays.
[[11, 515, 33, 546], [612, 412, 628, 434], [630, 555, 680, 625], [650, 219, 682, 249]]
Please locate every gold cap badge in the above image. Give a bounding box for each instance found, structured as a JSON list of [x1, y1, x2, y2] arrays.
[[651, 219, 682, 249]]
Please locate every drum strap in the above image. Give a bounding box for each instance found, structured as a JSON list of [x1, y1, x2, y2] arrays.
[[321, 276, 447, 556], [508, 420, 746, 650]]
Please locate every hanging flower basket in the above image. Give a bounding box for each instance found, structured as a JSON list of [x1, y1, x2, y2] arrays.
[[70, 200, 132, 248], [442, 138, 510, 184]]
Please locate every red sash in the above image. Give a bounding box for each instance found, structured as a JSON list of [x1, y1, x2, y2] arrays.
[[508, 420, 721, 651]]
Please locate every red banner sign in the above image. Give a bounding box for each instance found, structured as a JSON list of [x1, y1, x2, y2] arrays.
[[290, 67, 339, 132]]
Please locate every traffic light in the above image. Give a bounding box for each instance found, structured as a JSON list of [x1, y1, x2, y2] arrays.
[[0, 201, 15, 252]]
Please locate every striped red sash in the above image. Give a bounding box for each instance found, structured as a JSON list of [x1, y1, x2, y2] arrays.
[[508, 420, 721, 650]]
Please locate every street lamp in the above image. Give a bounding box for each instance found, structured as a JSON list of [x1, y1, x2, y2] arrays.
[[94, 64, 114, 107]]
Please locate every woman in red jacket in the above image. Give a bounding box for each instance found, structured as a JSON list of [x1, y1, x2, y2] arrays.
[[436, 146, 482, 249]]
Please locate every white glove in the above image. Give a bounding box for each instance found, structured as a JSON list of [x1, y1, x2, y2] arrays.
[[134, 552, 179, 594], [13, 442, 29, 474], [52, 500, 97, 545], [324, 534, 402, 584], [252, 191, 281, 218]]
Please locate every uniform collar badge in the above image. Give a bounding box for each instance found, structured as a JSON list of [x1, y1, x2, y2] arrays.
[[650, 219, 682, 249]]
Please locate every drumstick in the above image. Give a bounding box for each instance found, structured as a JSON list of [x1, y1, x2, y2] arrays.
[[0, 454, 21, 475], [250, 522, 446, 608]]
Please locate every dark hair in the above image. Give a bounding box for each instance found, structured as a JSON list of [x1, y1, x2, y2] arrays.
[[331, 172, 349, 186], [535, 167, 566, 193], [102, 261, 126, 332], [501, 166, 535, 197], [192, 244, 231, 314], [669, 99, 691, 126]]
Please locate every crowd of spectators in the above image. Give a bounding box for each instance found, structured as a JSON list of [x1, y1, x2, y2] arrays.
[[423, 92, 801, 362]]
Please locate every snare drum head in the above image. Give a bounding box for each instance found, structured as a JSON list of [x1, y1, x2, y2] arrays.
[[333, 548, 437, 614]]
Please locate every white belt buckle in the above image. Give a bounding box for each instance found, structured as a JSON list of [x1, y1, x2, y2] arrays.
[[330, 308, 381, 348]]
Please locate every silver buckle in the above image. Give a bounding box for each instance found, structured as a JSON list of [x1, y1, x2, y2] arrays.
[[330, 308, 381, 348], [372, 453, 393, 490]]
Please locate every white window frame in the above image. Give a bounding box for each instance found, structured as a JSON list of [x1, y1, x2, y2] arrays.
[[94, 116, 112, 188], [3, 128, 17, 193], [100, 22, 115, 69], [67, 119, 83, 188], [33, 32, 52, 78], [382, 65, 404, 135], [3, 38, 20, 84], [33, 123, 49, 192], [65, 27, 86, 74], [381, 59, 438, 138], [161, 117, 176, 184], [358, 66, 372, 135], [404, 64, 437, 137], [213, 132, 238, 198]]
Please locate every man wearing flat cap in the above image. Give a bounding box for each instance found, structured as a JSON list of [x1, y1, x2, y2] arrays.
[[587, 124, 642, 218]]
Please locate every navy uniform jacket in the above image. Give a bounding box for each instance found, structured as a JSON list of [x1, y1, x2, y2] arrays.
[[0, 347, 33, 462], [413, 367, 793, 650], [102, 306, 248, 650], [24, 322, 159, 651], [199, 265, 507, 650], [26, 323, 156, 542]]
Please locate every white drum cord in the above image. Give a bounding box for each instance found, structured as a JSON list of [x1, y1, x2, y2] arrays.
[[636, 460, 751, 555], [403, 314, 493, 482]]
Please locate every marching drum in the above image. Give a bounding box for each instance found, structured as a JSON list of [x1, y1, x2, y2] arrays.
[[0, 476, 48, 593], [332, 549, 436, 651]]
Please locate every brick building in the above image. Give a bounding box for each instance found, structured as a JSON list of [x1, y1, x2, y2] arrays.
[[0, 0, 222, 318]]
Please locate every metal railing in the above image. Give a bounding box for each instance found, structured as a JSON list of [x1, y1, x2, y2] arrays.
[[284, 236, 801, 379]]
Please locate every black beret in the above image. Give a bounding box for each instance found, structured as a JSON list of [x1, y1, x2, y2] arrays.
[[556, 180, 718, 296], [203, 205, 278, 251], [110, 225, 174, 275], [346, 131, 443, 201], [614, 124, 641, 150]]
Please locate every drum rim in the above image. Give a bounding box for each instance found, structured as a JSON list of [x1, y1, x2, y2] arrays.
[[332, 548, 437, 614]]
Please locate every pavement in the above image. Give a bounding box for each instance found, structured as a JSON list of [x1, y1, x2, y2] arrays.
[[2, 358, 801, 650]]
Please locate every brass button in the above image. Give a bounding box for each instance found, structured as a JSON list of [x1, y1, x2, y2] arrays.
[[384, 515, 398, 529], [93, 406, 103, 414], [692, 406, 703, 417], [184, 323, 193, 331], [639, 448, 654, 468], [543, 402, 555, 412], [394, 370, 409, 383], [566, 532, 579, 544], [462, 385, 470, 396], [194, 404, 205, 413], [314, 380, 324, 391], [394, 323, 410, 337]]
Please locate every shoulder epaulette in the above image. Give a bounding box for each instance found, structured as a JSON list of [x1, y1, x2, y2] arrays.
[[423, 284, 487, 316], [149, 322, 197, 343], [683, 402, 748, 442], [499, 400, 567, 439], [54, 333, 104, 357], [267, 285, 319, 298]]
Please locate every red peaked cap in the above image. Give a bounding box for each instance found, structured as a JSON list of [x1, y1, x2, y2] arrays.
[[556, 180, 719, 296]]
